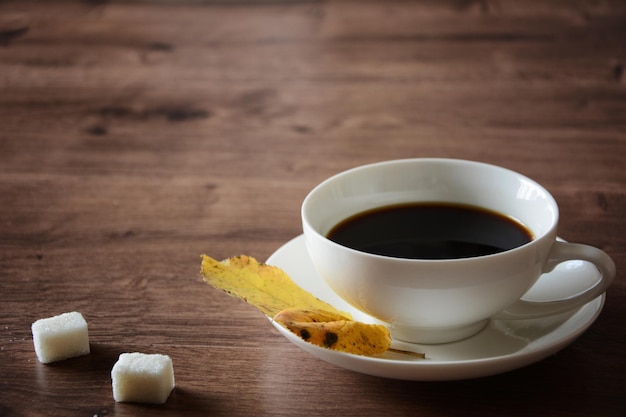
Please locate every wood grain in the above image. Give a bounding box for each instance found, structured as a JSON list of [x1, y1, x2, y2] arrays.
[[1, 1, 624, 416]]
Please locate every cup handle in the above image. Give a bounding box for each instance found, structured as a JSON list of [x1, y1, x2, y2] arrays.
[[494, 241, 616, 320]]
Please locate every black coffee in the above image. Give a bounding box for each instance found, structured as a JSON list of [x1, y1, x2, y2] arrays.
[[326, 202, 534, 260]]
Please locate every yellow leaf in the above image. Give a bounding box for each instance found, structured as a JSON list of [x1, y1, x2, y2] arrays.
[[200, 255, 403, 357], [200, 255, 348, 318]]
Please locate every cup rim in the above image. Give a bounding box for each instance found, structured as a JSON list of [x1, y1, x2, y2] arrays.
[[301, 158, 559, 263]]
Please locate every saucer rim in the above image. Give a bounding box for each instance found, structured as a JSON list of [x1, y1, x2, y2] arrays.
[[266, 234, 606, 380]]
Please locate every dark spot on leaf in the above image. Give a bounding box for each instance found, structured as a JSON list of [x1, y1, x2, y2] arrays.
[[323, 332, 338, 347]]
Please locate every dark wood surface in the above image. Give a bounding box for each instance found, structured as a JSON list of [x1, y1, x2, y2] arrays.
[[1, 1, 624, 416]]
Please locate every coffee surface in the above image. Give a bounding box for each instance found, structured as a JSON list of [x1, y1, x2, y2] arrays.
[[327, 202, 534, 259]]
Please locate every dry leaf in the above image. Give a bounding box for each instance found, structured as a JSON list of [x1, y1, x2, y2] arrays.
[[200, 255, 347, 318], [200, 255, 397, 356]]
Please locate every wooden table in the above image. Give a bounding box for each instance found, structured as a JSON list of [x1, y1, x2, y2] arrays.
[[1, 1, 624, 416]]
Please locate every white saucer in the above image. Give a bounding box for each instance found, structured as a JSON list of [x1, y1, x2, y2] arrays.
[[266, 235, 605, 381]]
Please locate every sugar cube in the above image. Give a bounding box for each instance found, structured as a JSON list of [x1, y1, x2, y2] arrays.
[[31, 311, 90, 364], [111, 352, 175, 404]]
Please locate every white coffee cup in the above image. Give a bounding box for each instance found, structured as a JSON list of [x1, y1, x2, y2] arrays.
[[302, 158, 615, 344]]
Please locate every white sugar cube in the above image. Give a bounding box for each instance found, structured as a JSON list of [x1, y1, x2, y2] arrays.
[[111, 352, 175, 404], [31, 311, 90, 364]]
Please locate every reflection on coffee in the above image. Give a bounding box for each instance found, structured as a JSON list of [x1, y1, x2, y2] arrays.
[[326, 202, 534, 259]]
